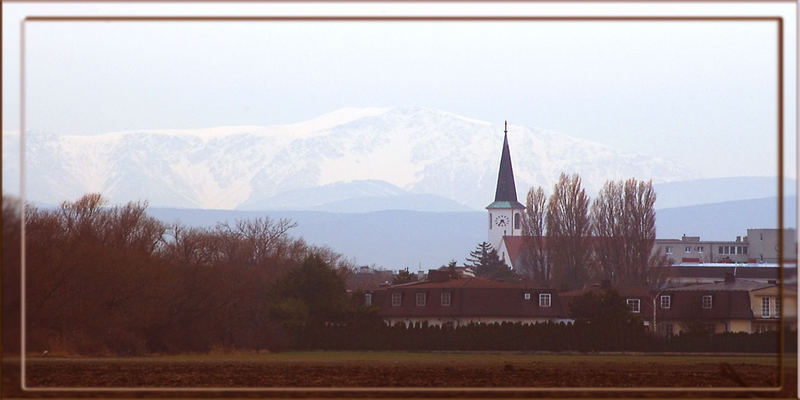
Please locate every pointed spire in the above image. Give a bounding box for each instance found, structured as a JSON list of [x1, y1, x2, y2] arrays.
[[494, 122, 519, 203]]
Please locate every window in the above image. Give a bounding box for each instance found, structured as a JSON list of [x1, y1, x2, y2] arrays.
[[539, 293, 551, 307], [364, 293, 372, 306], [775, 297, 781, 318], [719, 246, 724, 254], [684, 246, 691, 253], [660, 295, 671, 309], [441, 292, 451, 307], [702, 295, 712, 309], [416, 292, 427, 307], [761, 297, 770, 318], [488, 213, 492, 230], [514, 213, 521, 229], [743, 246, 748, 254], [626, 298, 640, 313], [524, 292, 531, 300], [391, 292, 402, 307], [737, 246, 743, 255], [665, 246, 672, 255], [696, 246, 703, 253]]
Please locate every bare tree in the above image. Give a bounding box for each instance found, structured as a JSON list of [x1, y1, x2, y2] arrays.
[[591, 178, 665, 288], [591, 180, 625, 282], [521, 186, 549, 283], [546, 173, 591, 291]]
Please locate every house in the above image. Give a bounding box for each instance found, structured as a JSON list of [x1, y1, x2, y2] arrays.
[[368, 273, 570, 327], [653, 276, 781, 336], [749, 284, 797, 332]]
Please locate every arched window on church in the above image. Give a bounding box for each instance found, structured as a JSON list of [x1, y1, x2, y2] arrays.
[[489, 213, 492, 230], [514, 213, 520, 230]]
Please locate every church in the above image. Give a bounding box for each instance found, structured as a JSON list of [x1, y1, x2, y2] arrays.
[[486, 121, 526, 272]]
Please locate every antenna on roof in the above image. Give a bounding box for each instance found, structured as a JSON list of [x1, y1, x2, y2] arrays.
[[504, 120, 508, 134]]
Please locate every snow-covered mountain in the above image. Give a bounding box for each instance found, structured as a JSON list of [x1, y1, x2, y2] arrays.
[[3, 106, 694, 210]]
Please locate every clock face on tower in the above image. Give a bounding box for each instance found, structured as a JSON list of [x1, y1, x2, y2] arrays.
[[494, 215, 509, 227]]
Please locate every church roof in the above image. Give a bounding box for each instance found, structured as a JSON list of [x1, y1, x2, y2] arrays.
[[488, 122, 524, 209]]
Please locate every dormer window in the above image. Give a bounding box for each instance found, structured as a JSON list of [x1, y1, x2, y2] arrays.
[[441, 292, 451, 306], [626, 298, 641, 313], [391, 292, 402, 307], [702, 295, 712, 309], [539, 293, 551, 307], [416, 292, 427, 307], [660, 295, 671, 309]]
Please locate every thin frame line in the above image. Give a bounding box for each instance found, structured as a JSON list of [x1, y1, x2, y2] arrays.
[[776, 15, 785, 390], [18, 385, 787, 392], [19, 16, 28, 392], [24, 16, 783, 21], [17, 13, 790, 395], [3, 0, 798, 3]]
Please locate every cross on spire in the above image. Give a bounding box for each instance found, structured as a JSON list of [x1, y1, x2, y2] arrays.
[[504, 120, 507, 134]]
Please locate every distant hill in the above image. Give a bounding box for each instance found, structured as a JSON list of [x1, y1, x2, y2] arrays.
[[147, 207, 485, 270], [147, 195, 795, 269], [238, 179, 472, 212], [655, 196, 796, 240], [654, 177, 796, 209]]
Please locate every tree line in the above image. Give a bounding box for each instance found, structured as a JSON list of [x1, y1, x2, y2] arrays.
[[2, 193, 356, 355]]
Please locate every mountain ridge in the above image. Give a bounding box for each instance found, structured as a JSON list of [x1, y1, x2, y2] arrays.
[[3, 106, 694, 211]]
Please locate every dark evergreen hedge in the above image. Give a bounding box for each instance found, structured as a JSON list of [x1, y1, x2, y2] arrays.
[[292, 321, 796, 353]]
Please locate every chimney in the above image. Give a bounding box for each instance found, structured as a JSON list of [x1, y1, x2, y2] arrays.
[[417, 270, 426, 281], [736, 236, 741, 242], [724, 272, 735, 283], [427, 269, 450, 282]]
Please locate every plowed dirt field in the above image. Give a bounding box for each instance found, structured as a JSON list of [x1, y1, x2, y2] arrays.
[[3, 352, 796, 398]]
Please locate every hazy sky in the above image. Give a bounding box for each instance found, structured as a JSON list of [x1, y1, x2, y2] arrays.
[[3, 2, 797, 180]]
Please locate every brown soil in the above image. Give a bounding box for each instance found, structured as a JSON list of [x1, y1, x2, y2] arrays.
[[3, 356, 796, 398]]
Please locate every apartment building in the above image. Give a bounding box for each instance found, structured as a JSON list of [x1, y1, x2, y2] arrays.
[[654, 228, 797, 265]]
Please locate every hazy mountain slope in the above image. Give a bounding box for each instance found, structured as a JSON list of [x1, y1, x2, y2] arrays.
[[238, 179, 471, 212], [4, 106, 693, 211], [147, 207, 485, 269], [655, 196, 796, 240], [654, 177, 796, 209], [146, 196, 794, 268]]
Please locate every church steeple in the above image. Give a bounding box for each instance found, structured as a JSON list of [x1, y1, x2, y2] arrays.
[[493, 120, 519, 203], [486, 121, 524, 257]]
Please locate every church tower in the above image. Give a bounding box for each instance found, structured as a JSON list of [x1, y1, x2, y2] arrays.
[[486, 121, 525, 253]]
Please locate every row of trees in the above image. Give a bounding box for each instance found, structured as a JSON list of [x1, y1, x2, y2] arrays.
[[3, 193, 357, 355], [519, 173, 665, 290]]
